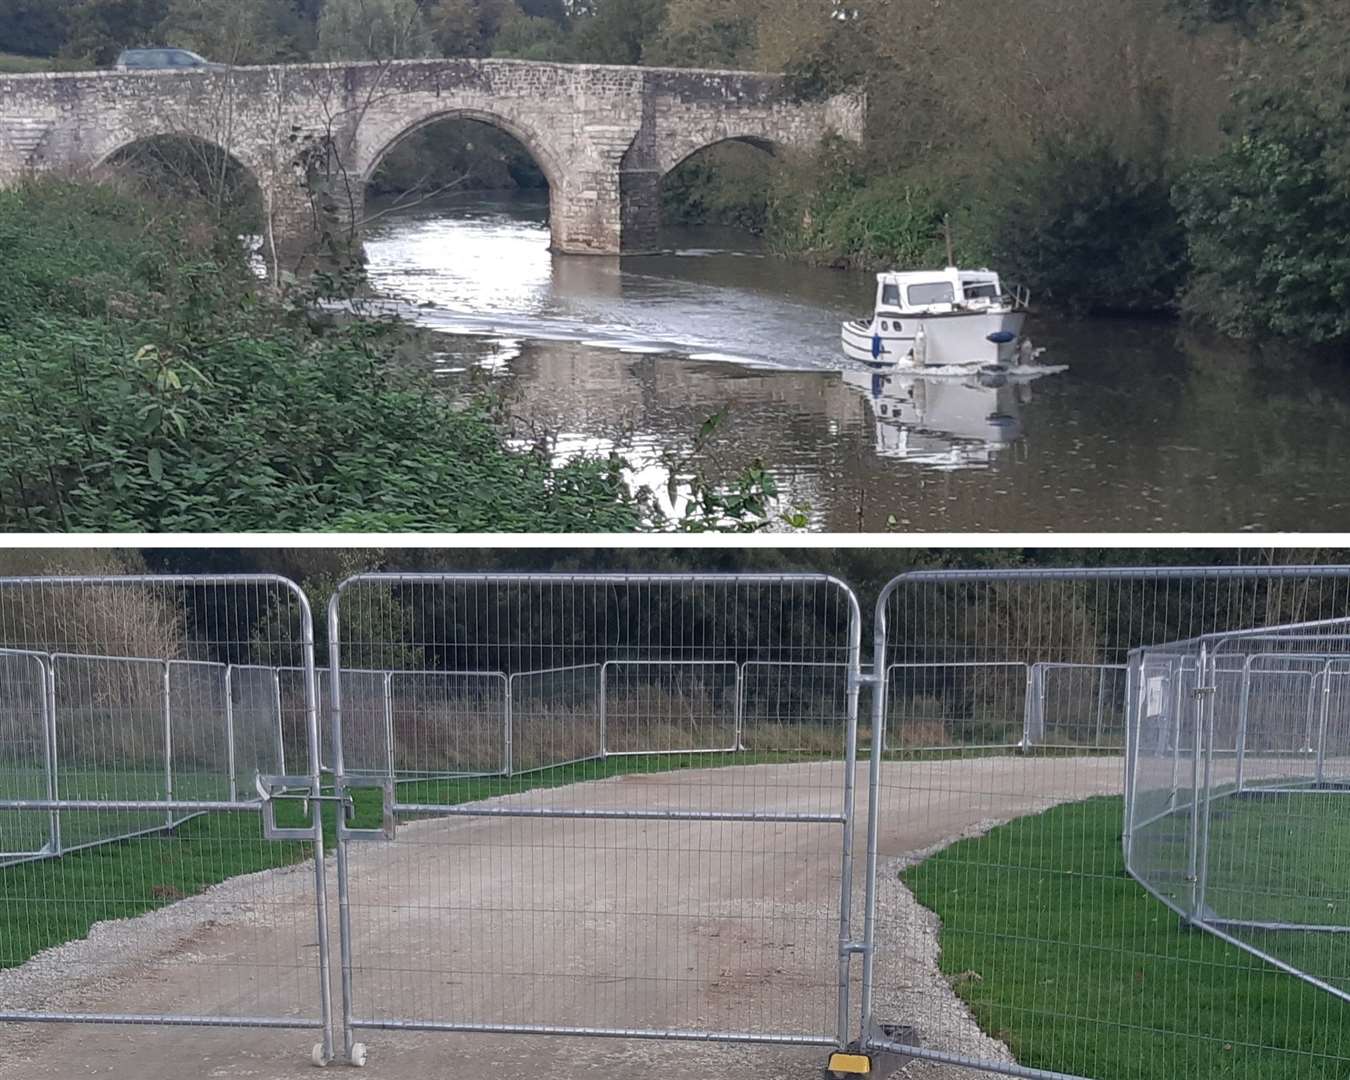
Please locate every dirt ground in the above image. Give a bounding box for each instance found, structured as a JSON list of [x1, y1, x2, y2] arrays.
[[0, 758, 1128, 1080]]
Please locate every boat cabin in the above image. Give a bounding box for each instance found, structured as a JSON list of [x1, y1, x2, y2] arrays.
[[875, 268, 1005, 316]]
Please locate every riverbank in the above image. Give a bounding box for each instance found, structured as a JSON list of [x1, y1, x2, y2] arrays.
[[0, 180, 651, 533]]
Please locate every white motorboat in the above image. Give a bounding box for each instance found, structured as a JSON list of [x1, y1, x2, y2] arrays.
[[842, 267, 1032, 368]]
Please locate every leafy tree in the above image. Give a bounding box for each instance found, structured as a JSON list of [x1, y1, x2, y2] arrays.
[[316, 0, 432, 60], [980, 133, 1189, 314], [516, 0, 564, 23], [0, 0, 72, 57], [491, 8, 569, 60], [158, 0, 307, 63], [1174, 0, 1350, 347], [1176, 90, 1350, 346], [427, 0, 486, 55], [645, 0, 755, 68], [570, 0, 664, 64], [62, 0, 170, 65]]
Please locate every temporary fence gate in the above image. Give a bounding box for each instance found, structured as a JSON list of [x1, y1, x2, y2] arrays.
[[863, 567, 1350, 1080], [0, 575, 335, 1063], [326, 574, 864, 1066], [8, 568, 1350, 1079]]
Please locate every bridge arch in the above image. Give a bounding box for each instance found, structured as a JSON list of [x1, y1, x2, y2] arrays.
[[358, 107, 568, 246], [657, 133, 780, 179], [93, 131, 264, 225]]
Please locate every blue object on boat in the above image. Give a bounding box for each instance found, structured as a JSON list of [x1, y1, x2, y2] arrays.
[[872, 333, 883, 360], [987, 330, 1017, 344]]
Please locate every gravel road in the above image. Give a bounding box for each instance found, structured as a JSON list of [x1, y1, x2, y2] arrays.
[[0, 758, 1128, 1080]]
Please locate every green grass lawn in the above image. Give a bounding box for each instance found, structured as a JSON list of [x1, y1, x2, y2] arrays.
[[904, 796, 1350, 1080], [0, 53, 51, 73], [0, 750, 824, 972]]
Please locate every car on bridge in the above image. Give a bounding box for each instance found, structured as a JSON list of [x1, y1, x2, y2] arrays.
[[114, 48, 226, 72]]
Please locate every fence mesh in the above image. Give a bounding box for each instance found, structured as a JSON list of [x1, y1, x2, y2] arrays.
[[0, 651, 52, 863], [329, 574, 862, 1056], [1127, 624, 1350, 1018], [0, 576, 331, 1052], [6, 568, 1350, 1078], [1026, 663, 1129, 749], [868, 569, 1350, 1080], [508, 663, 602, 773], [389, 670, 507, 778]]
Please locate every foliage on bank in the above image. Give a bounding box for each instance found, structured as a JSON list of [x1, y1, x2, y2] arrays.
[[0, 181, 642, 533], [4, 0, 1350, 348]]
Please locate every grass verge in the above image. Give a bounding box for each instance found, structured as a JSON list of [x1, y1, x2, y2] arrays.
[[0, 52, 50, 73], [903, 796, 1350, 1080]]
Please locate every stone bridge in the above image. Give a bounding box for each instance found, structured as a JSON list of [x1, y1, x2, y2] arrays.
[[0, 59, 863, 254]]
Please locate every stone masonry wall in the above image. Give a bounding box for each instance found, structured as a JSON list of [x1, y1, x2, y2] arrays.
[[0, 59, 865, 255]]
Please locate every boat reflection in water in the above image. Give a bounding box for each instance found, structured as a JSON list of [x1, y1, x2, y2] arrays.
[[842, 364, 1064, 471]]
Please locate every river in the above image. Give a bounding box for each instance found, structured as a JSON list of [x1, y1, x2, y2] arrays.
[[360, 192, 1350, 532]]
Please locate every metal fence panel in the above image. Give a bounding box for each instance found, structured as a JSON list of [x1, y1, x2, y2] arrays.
[[601, 660, 739, 755], [507, 663, 602, 774], [884, 661, 1029, 751], [1026, 663, 1129, 749], [388, 670, 508, 779], [0, 576, 333, 1061], [738, 661, 851, 754], [328, 573, 863, 1067], [1128, 624, 1350, 1018], [227, 664, 287, 801], [0, 650, 55, 864], [865, 567, 1350, 1080]]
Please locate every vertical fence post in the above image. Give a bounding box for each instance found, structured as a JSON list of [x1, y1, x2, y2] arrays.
[[731, 663, 743, 754], [834, 591, 862, 1051], [328, 593, 357, 1064], [1169, 659, 1187, 803], [1123, 654, 1141, 870], [1234, 657, 1253, 795], [41, 653, 60, 857], [383, 671, 395, 785], [1019, 662, 1035, 752], [1094, 664, 1108, 747], [1194, 645, 1219, 926], [1193, 645, 1215, 923], [598, 662, 609, 760], [224, 664, 238, 803], [1303, 671, 1319, 755], [502, 673, 513, 778], [162, 659, 174, 830], [1316, 661, 1333, 787], [272, 668, 286, 777], [292, 590, 334, 1066], [859, 599, 889, 1042]]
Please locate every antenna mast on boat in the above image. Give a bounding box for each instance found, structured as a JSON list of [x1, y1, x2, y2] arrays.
[[944, 214, 956, 268]]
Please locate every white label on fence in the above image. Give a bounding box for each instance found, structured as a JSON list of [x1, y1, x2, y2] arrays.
[[1146, 676, 1167, 717]]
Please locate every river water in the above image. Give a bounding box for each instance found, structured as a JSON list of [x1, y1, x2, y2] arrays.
[[361, 193, 1350, 532]]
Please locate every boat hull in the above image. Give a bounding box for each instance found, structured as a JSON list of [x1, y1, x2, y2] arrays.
[[842, 310, 1027, 368]]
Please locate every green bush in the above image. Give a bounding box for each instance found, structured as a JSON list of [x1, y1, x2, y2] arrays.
[[977, 134, 1188, 314], [763, 141, 962, 271], [1175, 88, 1350, 349], [0, 180, 639, 532]]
